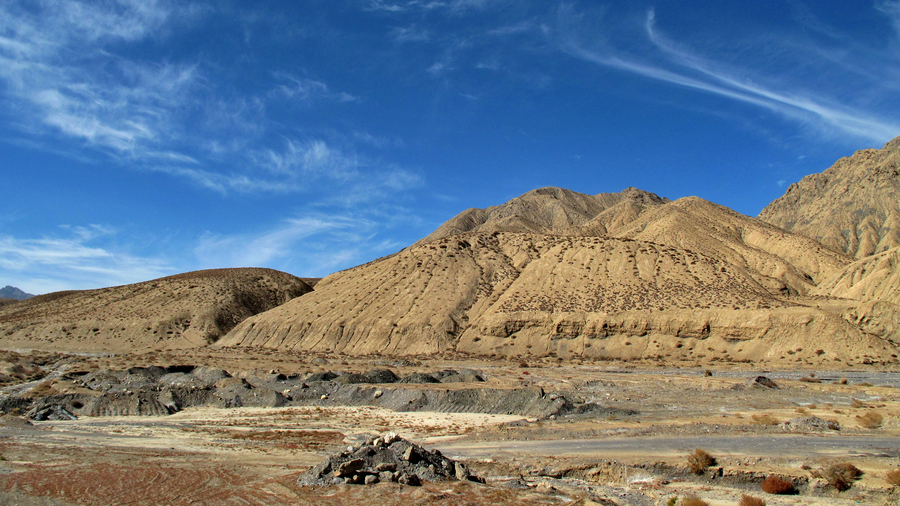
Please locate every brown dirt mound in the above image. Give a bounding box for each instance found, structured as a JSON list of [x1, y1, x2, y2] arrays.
[[0, 268, 312, 353]]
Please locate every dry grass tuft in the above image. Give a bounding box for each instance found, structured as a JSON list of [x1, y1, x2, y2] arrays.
[[816, 462, 862, 491], [761, 475, 794, 494], [886, 469, 900, 487], [687, 448, 716, 474], [681, 496, 709, 506], [856, 411, 883, 429], [749, 414, 780, 426], [738, 495, 766, 506]]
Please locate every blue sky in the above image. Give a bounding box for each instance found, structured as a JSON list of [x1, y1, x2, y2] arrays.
[[1, 0, 899, 294]]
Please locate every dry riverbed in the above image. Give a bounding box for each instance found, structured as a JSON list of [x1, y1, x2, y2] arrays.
[[1, 349, 899, 505]]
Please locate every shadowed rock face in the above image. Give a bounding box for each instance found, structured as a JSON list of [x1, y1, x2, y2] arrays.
[[0, 268, 313, 353], [759, 135, 900, 259]]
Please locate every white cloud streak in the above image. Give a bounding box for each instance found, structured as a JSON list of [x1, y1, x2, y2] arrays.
[[877, 1, 900, 34], [271, 72, 359, 103], [0, 1, 200, 158], [556, 8, 900, 144], [0, 1, 420, 200], [0, 228, 173, 293], [193, 213, 403, 275]]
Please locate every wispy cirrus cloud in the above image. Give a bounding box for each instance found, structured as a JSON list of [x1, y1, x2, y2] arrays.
[[554, 7, 900, 144], [0, 227, 174, 293], [0, 0, 421, 200], [194, 213, 406, 275], [148, 137, 421, 199], [391, 25, 431, 42], [0, 1, 201, 158], [367, 0, 502, 14], [271, 72, 359, 103], [877, 1, 900, 38]]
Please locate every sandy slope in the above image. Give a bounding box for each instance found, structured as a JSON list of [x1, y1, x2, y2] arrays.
[[219, 232, 896, 365], [0, 268, 312, 353]]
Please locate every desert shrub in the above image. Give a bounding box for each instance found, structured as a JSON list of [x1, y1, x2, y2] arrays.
[[750, 414, 780, 426], [687, 448, 716, 474], [886, 469, 900, 487], [738, 495, 766, 506], [681, 496, 708, 506], [850, 398, 866, 408], [666, 497, 677, 506], [856, 411, 883, 429], [799, 376, 821, 383], [761, 475, 794, 494], [819, 463, 862, 491]]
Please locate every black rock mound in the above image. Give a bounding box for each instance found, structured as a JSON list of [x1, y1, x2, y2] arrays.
[[297, 432, 483, 487]]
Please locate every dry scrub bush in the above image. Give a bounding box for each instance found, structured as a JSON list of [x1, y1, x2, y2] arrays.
[[816, 463, 862, 491], [761, 476, 794, 494], [750, 414, 780, 426], [738, 495, 766, 506], [681, 496, 709, 506], [886, 469, 900, 487], [856, 411, 883, 429], [687, 448, 715, 474]]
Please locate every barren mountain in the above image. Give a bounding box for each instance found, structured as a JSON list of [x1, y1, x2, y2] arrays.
[[221, 229, 894, 364], [614, 197, 851, 295], [416, 187, 668, 244], [759, 135, 900, 258], [0, 268, 312, 353]]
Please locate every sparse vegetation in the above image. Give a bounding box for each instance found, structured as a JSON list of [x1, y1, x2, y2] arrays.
[[761, 475, 794, 494], [886, 469, 900, 487], [814, 462, 862, 491], [856, 411, 883, 428], [750, 414, 780, 425], [738, 495, 766, 506], [687, 448, 715, 474], [681, 496, 708, 506]]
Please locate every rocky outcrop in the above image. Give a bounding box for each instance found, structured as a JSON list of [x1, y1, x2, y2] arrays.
[[297, 432, 483, 486]]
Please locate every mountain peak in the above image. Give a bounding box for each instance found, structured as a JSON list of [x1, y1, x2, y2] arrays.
[[416, 186, 668, 244], [759, 134, 900, 258], [0, 285, 34, 300]]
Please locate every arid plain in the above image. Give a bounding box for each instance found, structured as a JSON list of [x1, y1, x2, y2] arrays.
[[1, 137, 899, 505]]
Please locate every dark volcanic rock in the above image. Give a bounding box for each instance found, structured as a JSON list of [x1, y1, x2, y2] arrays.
[[398, 372, 441, 384], [733, 376, 780, 390], [297, 432, 482, 487]]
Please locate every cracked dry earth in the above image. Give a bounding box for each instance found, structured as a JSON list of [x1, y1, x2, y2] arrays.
[[1, 351, 899, 506]]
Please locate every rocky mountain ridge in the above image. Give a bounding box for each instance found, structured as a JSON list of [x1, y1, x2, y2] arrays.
[[0, 286, 33, 301], [759, 136, 900, 259]]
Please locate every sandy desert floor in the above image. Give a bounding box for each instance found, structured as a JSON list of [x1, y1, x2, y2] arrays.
[[1, 349, 899, 505]]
